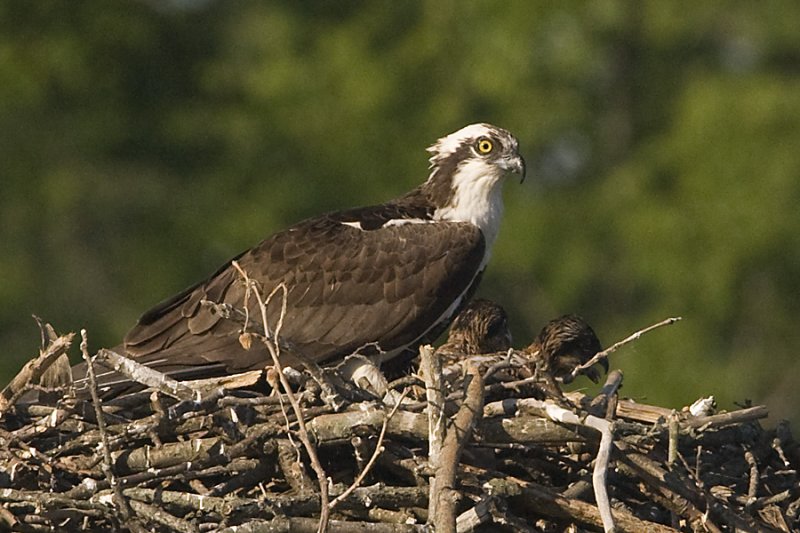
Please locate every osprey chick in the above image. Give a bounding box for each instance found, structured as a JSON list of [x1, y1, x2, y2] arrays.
[[436, 298, 513, 360], [528, 315, 606, 384]]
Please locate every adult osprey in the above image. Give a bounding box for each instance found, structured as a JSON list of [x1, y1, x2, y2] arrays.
[[77, 123, 525, 394]]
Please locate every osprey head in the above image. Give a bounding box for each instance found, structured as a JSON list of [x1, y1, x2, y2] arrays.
[[427, 123, 526, 183], [529, 314, 606, 384], [442, 298, 513, 356], [426, 123, 525, 252]]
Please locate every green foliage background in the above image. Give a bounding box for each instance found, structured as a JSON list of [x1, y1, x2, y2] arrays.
[[2, 1, 798, 424]]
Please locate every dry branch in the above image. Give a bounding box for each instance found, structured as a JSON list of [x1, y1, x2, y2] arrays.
[[568, 316, 682, 382], [94, 348, 196, 401], [428, 360, 485, 532], [0, 332, 74, 414], [236, 264, 331, 533], [80, 330, 143, 532]]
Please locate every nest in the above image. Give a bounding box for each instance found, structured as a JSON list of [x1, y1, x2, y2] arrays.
[[0, 319, 798, 533]]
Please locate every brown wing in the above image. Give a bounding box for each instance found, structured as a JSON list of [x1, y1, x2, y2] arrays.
[[120, 214, 485, 379]]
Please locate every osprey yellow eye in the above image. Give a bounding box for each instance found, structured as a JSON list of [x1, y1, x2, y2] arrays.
[[477, 138, 493, 154]]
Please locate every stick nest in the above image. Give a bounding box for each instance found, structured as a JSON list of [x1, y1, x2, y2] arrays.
[[0, 325, 798, 533]]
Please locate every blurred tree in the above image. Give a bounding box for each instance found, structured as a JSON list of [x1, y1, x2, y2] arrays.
[[1, 1, 797, 423]]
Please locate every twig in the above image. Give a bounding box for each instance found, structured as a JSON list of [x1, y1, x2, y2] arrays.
[[751, 489, 794, 510], [667, 412, 679, 466], [214, 517, 425, 533], [430, 362, 485, 533], [330, 388, 410, 509], [588, 369, 624, 417], [420, 345, 446, 469], [615, 442, 724, 533], [569, 316, 682, 381], [233, 261, 331, 533], [127, 498, 198, 533], [200, 298, 344, 410], [201, 297, 286, 354], [684, 404, 768, 429], [454, 495, 495, 532], [744, 448, 759, 504], [420, 344, 447, 525], [94, 348, 196, 401], [277, 438, 315, 494], [590, 418, 615, 532], [535, 399, 616, 532], [80, 330, 141, 531], [476, 465, 678, 532], [481, 348, 516, 381], [0, 487, 114, 514], [0, 332, 74, 414]]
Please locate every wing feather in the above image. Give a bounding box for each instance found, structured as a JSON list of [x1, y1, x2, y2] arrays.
[[122, 214, 485, 377]]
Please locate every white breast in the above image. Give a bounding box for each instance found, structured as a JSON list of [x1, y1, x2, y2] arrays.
[[433, 159, 506, 268]]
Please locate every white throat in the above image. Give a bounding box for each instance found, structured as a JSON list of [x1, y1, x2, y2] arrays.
[[432, 159, 506, 263]]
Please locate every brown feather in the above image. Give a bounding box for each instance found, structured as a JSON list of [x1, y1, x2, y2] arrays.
[[119, 217, 484, 379]]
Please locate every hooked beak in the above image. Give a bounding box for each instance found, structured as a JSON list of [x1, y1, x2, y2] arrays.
[[501, 154, 527, 183]]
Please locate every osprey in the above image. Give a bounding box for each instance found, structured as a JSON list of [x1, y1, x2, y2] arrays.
[[76, 123, 525, 395], [436, 298, 513, 359], [527, 314, 606, 384]]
